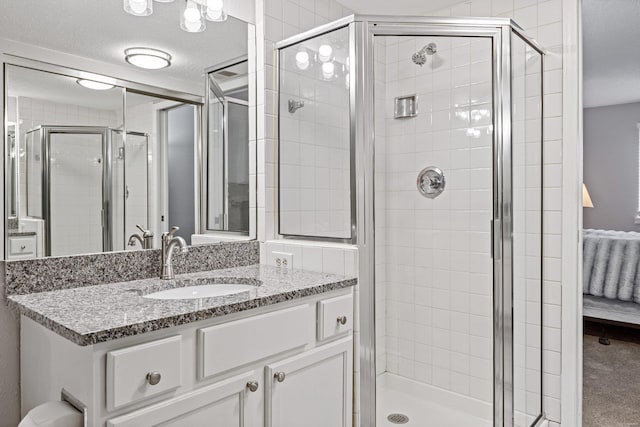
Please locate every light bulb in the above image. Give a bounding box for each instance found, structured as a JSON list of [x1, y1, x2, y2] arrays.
[[318, 44, 333, 62], [184, 5, 201, 21], [295, 51, 310, 70], [181, 0, 205, 32], [123, 0, 152, 16], [130, 0, 147, 13], [322, 61, 335, 79], [206, 0, 227, 21]]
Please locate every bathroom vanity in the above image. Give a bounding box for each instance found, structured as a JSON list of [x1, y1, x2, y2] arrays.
[[9, 264, 356, 426]]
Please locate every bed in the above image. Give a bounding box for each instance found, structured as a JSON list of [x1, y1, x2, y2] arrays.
[[583, 229, 640, 325]]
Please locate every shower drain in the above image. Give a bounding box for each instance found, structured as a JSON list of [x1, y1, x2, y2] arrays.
[[387, 413, 409, 424]]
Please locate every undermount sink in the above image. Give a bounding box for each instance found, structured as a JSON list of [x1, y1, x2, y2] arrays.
[[144, 284, 256, 300]]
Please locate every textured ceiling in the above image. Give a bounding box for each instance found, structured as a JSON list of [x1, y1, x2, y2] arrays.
[[0, 0, 249, 95], [583, 0, 640, 108]]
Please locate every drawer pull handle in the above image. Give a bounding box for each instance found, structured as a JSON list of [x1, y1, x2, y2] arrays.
[[337, 315, 348, 325], [146, 371, 162, 386], [274, 371, 286, 383], [246, 381, 259, 392]]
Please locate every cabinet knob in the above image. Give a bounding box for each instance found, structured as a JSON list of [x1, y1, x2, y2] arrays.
[[246, 381, 259, 392], [20, 245, 26, 250], [146, 371, 162, 386], [274, 371, 286, 383], [337, 315, 348, 325]]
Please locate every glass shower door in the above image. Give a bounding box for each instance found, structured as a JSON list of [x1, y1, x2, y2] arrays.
[[48, 130, 106, 256], [373, 34, 495, 426]]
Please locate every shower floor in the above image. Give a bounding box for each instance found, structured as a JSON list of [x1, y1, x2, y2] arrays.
[[376, 373, 492, 427]]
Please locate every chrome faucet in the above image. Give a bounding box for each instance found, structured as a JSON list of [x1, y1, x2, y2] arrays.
[[161, 226, 188, 280], [128, 224, 154, 249]]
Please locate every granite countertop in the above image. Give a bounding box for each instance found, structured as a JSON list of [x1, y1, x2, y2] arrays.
[[8, 264, 357, 346]]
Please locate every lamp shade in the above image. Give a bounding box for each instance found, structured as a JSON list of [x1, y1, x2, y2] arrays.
[[583, 183, 594, 208]]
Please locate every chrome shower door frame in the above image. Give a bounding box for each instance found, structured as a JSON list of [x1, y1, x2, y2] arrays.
[[40, 125, 112, 256], [352, 16, 545, 427]]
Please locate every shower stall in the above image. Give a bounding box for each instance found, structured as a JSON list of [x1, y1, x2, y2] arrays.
[[277, 15, 545, 427], [25, 125, 149, 257]]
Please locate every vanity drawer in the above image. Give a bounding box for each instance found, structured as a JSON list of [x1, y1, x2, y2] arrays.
[[8, 235, 36, 259], [106, 336, 182, 411], [317, 294, 353, 341], [198, 304, 314, 379]]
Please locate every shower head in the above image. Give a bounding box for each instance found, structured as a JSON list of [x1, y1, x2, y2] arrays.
[[412, 43, 438, 66]]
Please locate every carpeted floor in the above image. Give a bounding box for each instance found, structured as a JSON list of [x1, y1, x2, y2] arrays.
[[583, 322, 640, 427]]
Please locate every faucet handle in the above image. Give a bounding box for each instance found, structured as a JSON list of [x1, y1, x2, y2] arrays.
[[167, 226, 180, 237], [136, 224, 146, 233], [136, 224, 153, 238]]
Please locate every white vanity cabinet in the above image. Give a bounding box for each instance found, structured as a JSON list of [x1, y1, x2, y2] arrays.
[[20, 288, 354, 427], [7, 234, 37, 260]]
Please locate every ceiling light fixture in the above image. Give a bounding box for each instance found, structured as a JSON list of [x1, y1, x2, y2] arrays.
[[76, 79, 115, 90], [124, 47, 172, 69], [123, 0, 153, 16]]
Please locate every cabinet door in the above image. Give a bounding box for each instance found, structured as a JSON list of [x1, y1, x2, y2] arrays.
[[265, 337, 352, 427], [107, 371, 263, 427]]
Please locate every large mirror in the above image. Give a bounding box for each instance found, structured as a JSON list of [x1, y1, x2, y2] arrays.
[[2, 0, 256, 259]]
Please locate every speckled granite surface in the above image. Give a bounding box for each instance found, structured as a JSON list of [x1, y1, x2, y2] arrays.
[[8, 264, 356, 346], [5, 241, 260, 295]]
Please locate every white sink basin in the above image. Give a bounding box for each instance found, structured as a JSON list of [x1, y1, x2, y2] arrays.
[[144, 284, 256, 300]]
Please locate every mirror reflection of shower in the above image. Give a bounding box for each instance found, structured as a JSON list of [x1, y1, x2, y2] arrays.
[[411, 42, 437, 66]]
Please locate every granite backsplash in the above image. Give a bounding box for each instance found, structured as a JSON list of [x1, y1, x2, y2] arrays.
[[4, 241, 260, 295]]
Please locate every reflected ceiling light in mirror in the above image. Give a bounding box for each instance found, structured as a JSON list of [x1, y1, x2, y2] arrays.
[[322, 62, 335, 79], [124, 47, 172, 69], [76, 79, 115, 90], [318, 45, 333, 62], [154, 0, 174, 2], [123, 0, 153, 16], [181, 0, 206, 32], [205, 0, 227, 22], [295, 50, 310, 70]]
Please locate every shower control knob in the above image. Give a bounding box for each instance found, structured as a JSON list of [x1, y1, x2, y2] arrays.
[[246, 381, 259, 392], [274, 372, 286, 383], [337, 315, 348, 325], [146, 371, 162, 386]]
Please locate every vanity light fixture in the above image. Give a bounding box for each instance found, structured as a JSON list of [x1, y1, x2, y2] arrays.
[[124, 47, 172, 69], [76, 79, 115, 91], [318, 44, 333, 62], [123, 0, 227, 31], [123, 0, 153, 16]]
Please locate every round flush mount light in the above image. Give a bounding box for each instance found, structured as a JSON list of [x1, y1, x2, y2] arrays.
[[76, 79, 115, 91], [124, 47, 172, 69]]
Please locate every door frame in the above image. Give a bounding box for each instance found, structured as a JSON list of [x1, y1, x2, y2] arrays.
[[560, 0, 584, 426], [350, 16, 545, 427]]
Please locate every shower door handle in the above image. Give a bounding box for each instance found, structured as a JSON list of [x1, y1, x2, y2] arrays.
[[491, 219, 501, 260]]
